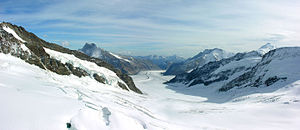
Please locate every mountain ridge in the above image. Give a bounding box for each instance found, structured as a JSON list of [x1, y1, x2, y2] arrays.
[[164, 48, 234, 75], [79, 43, 161, 75], [134, 54, 185, 70], [165, 43, 299, 97], [0, 22, 142, 94]]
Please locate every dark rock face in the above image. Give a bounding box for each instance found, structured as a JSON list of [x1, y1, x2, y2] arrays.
[[65, 63, 89, 77], [79, 43, 160, 75], [66, 123, 71, 128], [0, 22, 142, 94], [118, 74, 142, 94], [219, 71, 254, 91], [93, 74, 106, 84], [117, 82, 129, 91], [265, 76, 287, 86]]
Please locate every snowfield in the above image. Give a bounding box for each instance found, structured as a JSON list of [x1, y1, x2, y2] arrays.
[[133, 71, 300, 130], [1, 53, 300, 130]]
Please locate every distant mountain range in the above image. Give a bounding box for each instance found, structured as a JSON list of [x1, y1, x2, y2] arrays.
[[79, 43, 161, 75], [165, 43, 300, 93], [79, 43, 185, 74], [1, 21, 294, 97], [134, 55, 185, 70], [164, 48, 234, 75]]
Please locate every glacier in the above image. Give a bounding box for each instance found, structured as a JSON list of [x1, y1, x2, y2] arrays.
[[1, 53, 300, 130]]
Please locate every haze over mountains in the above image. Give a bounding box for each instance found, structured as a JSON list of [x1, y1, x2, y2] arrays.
[[79, 43, 185, 74], [134, 55, 185, 70], [79, 43, 160, 75]]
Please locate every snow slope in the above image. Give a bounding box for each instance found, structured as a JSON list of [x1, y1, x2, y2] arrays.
[[221, 47, 300, 92], [44, 47, 126, 88], [133, 71, 300, 130], [0, 54, 187, 130], [1, 53, 300, 130]]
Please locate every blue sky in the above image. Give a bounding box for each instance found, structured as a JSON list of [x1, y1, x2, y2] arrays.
[[1, 0, 300, 57]]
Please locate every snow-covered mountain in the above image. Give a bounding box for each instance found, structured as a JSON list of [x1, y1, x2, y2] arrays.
[[164, 48, 234, 75], [134, 55, 185, 70], [167, 50, 261, 86], [1, 22, 300, 130], [257, 43, 276, 55], [79, 43, 160, 75], [220, 47, 300, 91], [166, 43, 299, 96], [0, 22, 142, 94]]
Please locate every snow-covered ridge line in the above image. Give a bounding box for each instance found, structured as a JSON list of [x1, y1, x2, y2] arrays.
[[2, 25, 26, 43], [44, 47, 127, 88], [109, 52, 132, 63], [257, 43, 276, 55]]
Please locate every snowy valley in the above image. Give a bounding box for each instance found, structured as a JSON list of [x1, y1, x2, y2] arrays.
[[1, 22, 300, 130]]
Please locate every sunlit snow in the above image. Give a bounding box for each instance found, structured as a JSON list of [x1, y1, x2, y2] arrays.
[[2, 25, 26, 42], [109, 52, 132, 63], [0, 53, 300, 130]]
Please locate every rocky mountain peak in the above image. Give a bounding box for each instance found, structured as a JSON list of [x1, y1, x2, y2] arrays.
[[82, 43, 97, 49]]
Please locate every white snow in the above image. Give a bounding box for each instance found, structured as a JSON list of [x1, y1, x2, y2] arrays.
[[44, 47, 125, 87], [133, 71, 300, 130], [2, 25, 26, 42], [0, 54, 180, 130], [252, 47, 300, 86], [213, 56, 261, 74], [257, 43, 276, 55], [1, 52, 300, 130], [109, 52, 132, 63], [20, 44, 31, 54], [203, 49, 233, 62]]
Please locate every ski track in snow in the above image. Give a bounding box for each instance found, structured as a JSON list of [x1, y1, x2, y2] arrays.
[[0, 53, 300, 130]]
